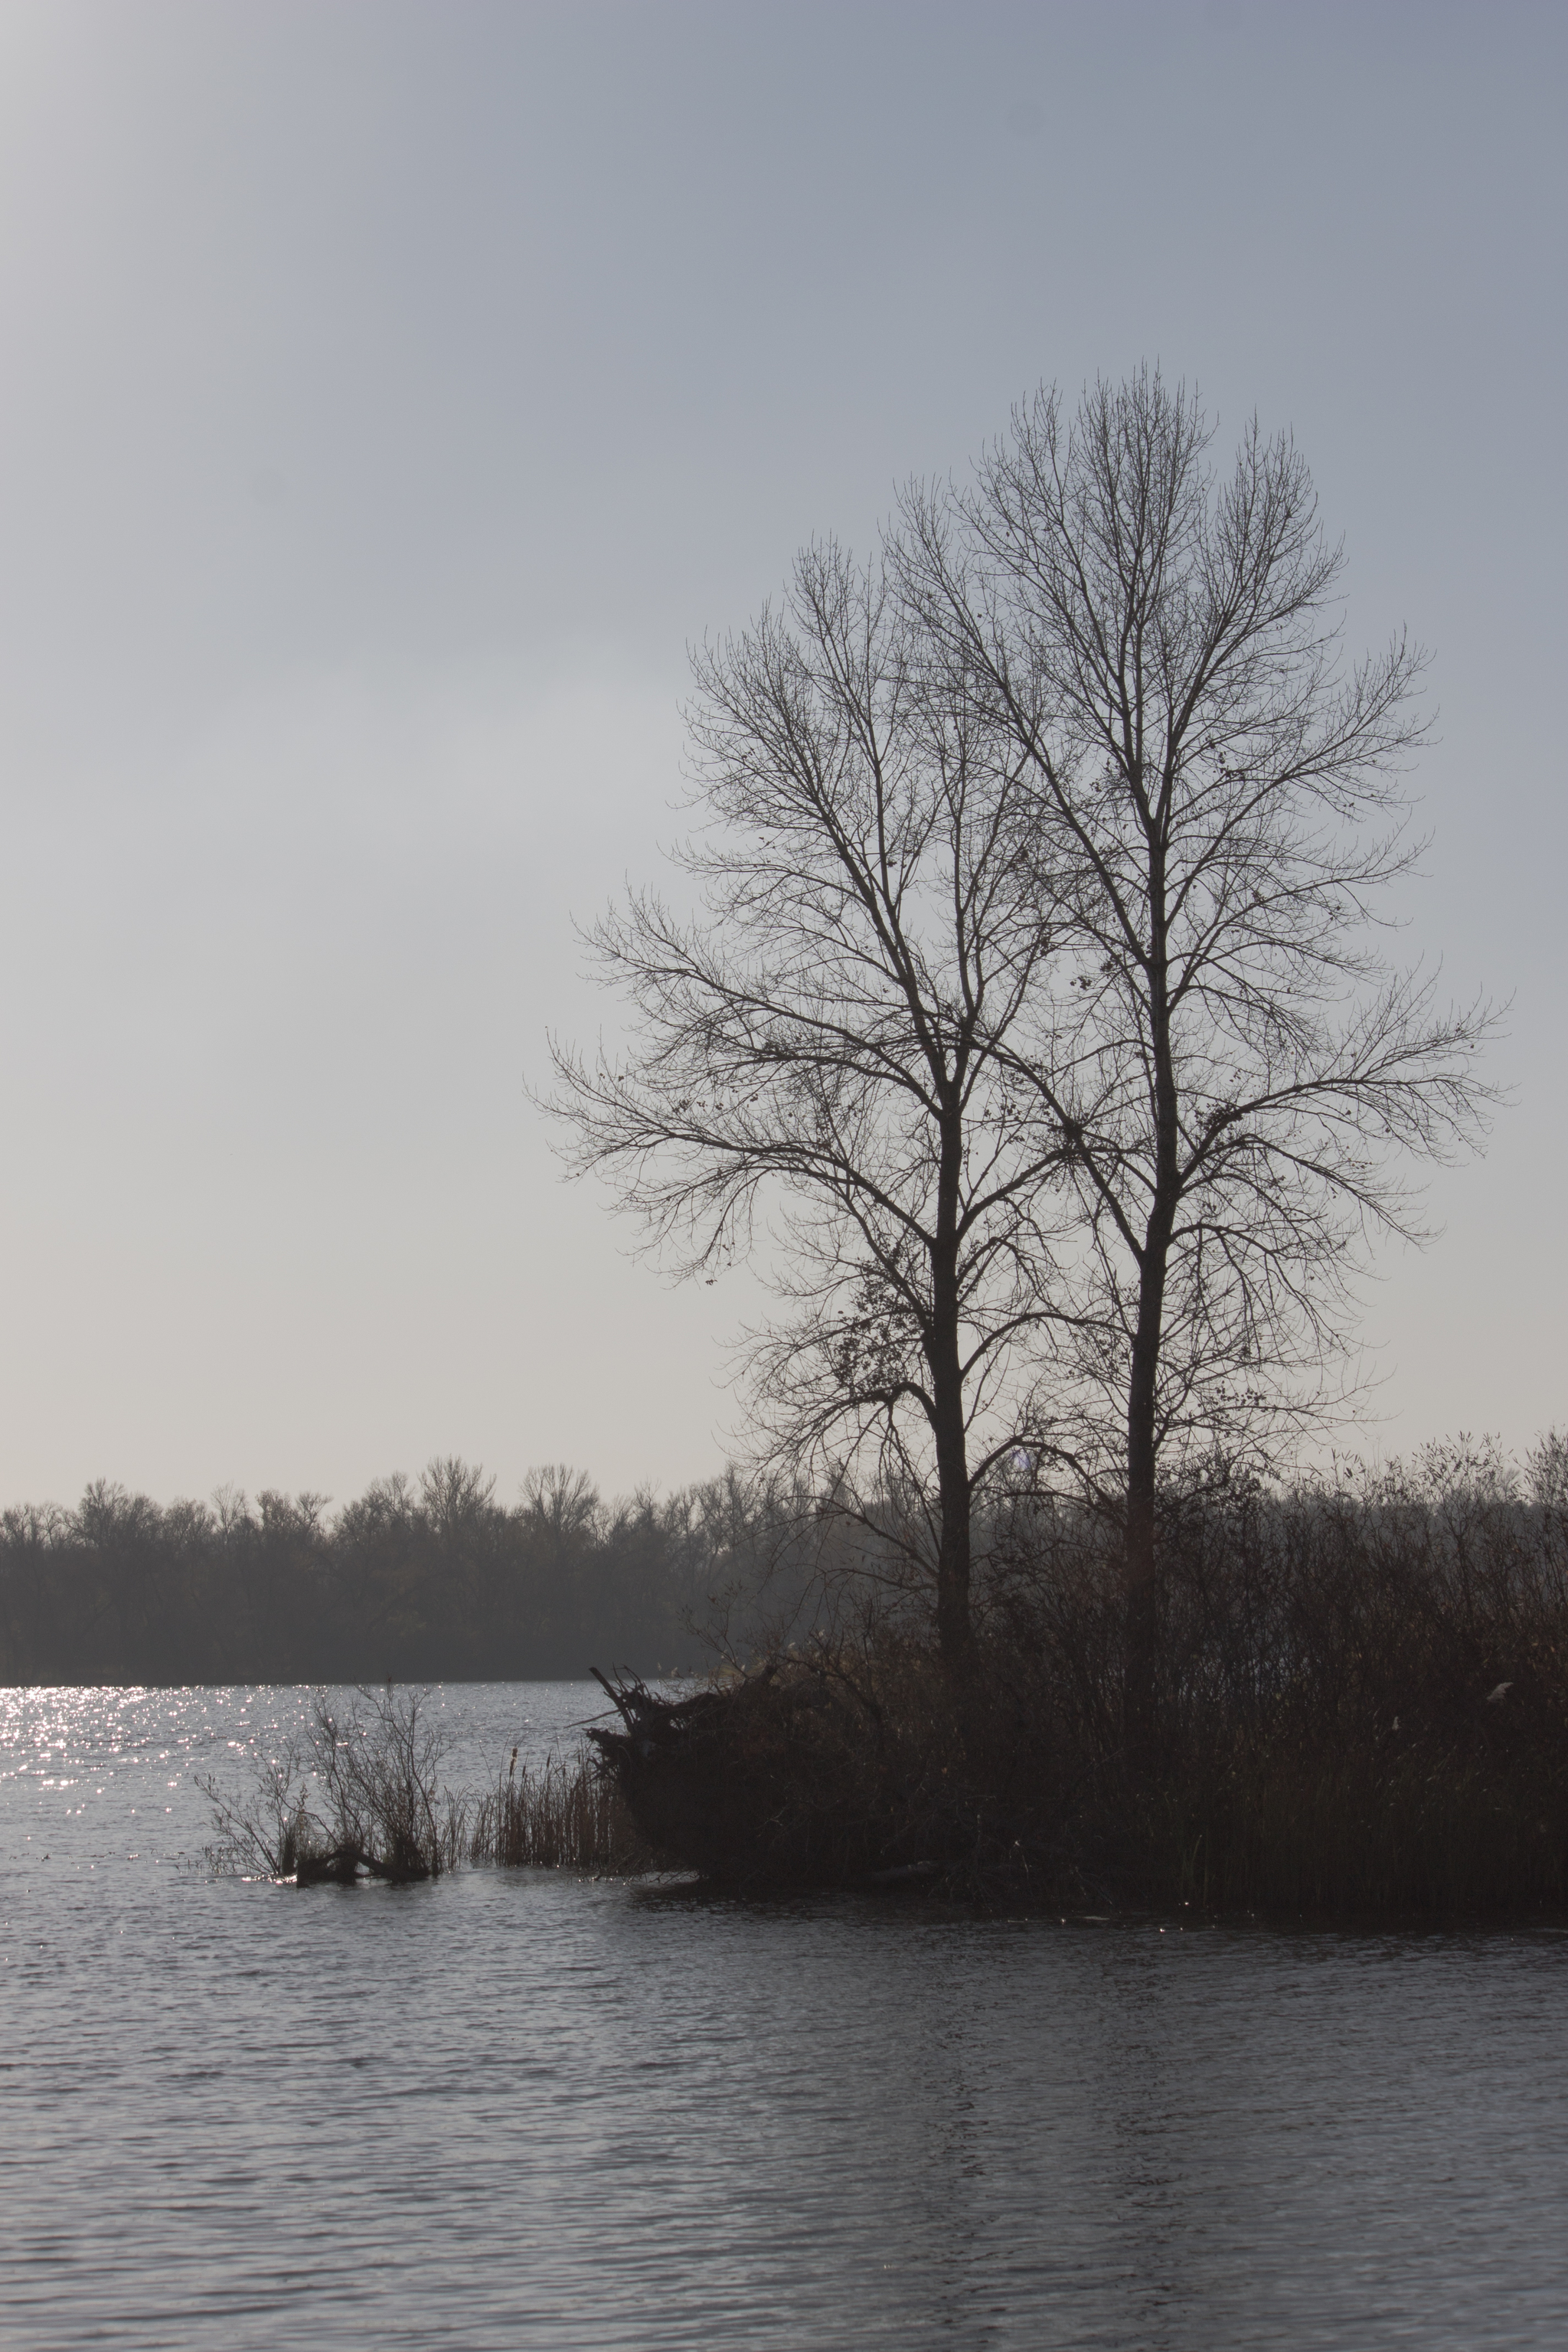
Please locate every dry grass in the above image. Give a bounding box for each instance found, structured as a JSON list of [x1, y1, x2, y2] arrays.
[[593, 1442, 1568, 1919], [468, 1747, 650, 1871]]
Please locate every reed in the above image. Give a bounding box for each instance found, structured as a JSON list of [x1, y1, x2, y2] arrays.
[[468, 1746, 649, 1872]]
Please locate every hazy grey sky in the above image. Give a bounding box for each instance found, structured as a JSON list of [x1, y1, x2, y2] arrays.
[[1, 0, 1562, 1509]]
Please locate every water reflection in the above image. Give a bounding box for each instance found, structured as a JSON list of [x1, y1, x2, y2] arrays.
[[2, 1687, 1566, 2348]]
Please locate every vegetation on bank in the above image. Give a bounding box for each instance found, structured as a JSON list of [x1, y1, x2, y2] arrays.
[[471, 1740, 648, 1872], [593, 1436, 1568, 1918]]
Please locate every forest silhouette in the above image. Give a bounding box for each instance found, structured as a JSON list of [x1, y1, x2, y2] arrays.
[[0, 1459, 757, 1684]]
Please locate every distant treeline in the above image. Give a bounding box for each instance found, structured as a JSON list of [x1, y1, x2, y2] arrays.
[[0, 1460, 776, 1684]]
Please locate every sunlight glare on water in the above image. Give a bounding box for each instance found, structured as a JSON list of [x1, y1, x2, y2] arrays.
[[3, 1684, 1566, 2349]]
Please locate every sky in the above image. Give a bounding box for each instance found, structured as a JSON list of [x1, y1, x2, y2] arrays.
[[0, 0, 1562, 1511]]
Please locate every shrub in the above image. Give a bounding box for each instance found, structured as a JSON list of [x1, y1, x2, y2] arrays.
[[592, 1442, 1568, 1917], [204, 1688, 646, 1883], [202, 1687, 468, 1883]]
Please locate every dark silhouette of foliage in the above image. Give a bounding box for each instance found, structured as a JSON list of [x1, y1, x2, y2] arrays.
[[0, 1458, 770, 1685], [593, 1436, 1568, 1918]]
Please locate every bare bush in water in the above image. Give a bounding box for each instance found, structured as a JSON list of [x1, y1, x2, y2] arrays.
[[204, 1688, 648, 1883], [202, 1686, 468, 1883]]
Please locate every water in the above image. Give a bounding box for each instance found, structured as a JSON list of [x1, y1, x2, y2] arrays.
[[4, 1685, 1566, 2350]]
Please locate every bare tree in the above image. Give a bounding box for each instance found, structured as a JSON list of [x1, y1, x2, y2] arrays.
[[521, 1463, 602, 1547], [900, 369, 1498, 1731], [549, 541, 1069, 1666]]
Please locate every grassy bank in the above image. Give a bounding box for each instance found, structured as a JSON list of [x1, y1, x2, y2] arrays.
[[592, 1443, 1568, 1918]]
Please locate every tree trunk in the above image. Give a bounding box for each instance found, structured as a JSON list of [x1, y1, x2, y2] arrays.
[[1125, 845, 1178, 1757], [929, 1104, 974, 1673], [1123, 1222, 1169, 1755], [932, 1349, 973, 1671]]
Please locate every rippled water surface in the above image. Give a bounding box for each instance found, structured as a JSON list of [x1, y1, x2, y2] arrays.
[[4, 1684, 1566, 2349]]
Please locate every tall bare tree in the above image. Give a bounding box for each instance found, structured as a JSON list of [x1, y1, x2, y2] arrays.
[[549, 541, 1069, 1665], [900, 369, 1498, 1730]]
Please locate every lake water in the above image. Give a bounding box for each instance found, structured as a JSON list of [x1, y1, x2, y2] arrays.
[[4, 1683, 1566, 2350]]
